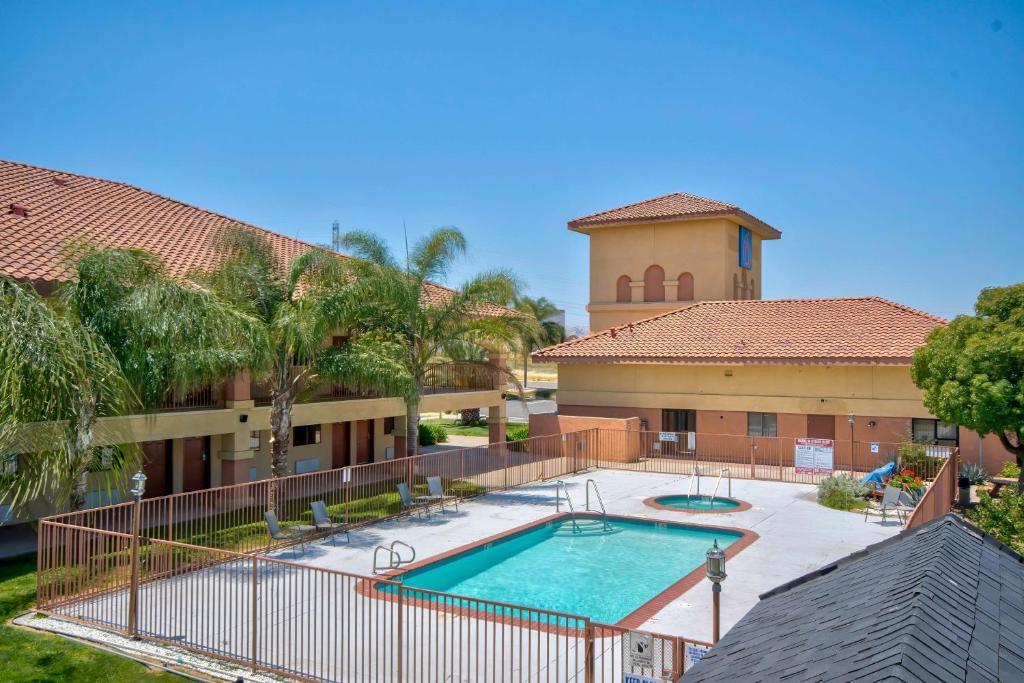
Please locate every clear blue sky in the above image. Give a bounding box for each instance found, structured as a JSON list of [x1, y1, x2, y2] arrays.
[[2, 1, 1021, 332]]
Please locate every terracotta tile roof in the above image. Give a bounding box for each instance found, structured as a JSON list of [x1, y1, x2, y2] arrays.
[[568, 191, 782, 238], [0, 159, 511, 316], [533, 297, 946, 366]]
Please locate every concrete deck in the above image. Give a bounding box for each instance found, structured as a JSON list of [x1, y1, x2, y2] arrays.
[[273, 469, 901, 642]]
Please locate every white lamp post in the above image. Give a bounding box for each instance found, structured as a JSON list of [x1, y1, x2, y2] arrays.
[[127, 470, 146, 637], [706, 539, 727, 643]]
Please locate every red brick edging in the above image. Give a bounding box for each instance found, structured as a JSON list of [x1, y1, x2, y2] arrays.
[[357, 512, 758, 631]]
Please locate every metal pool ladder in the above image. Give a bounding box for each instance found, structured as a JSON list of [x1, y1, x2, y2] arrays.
[[687, 466, 702, 501], [709, 468, 732, 508], [585, 479, 611, 531], [554, 480, 581, 533], [372, 540, 416, 575]]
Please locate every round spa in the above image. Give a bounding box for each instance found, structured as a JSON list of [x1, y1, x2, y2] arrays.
[[643, 494, 751, 514]]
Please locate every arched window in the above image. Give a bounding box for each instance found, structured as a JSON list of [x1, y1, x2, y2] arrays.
[[643, 265, 665, 302], [616, 275, 631, 303], [677, 272, 694, 301]]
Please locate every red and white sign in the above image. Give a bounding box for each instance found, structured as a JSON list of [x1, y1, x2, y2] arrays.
[[795, 438, 834, 475]]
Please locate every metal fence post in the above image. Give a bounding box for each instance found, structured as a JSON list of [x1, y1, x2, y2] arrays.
[[396, 585, 405, 683], [251, 557, 258, 671], [584, 619, 595, 683], [126, 498, 140, 637]]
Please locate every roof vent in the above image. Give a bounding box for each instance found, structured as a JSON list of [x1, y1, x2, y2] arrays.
[[9, 203, 29, 217], [52, 176, 69, 187]]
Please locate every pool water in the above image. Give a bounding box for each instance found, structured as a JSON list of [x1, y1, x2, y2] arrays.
[[653, 495, 741, 511], [388, 517, 740, 623]]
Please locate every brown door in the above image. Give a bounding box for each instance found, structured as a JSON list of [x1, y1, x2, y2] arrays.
[[332, 422, 351, 468], [355, 420, 374, 464], [141, 440, 172, 498], [182, 436, 211, 492], [807, 414, 836, 440]]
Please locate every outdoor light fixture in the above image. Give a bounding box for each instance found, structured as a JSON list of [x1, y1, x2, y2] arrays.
[[706, 539, 727, 643], [848, 412, 856, 425], [130, 471, 147, 501]]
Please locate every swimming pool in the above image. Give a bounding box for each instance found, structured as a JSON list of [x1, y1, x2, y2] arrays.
[[381, 514, 747, 624]]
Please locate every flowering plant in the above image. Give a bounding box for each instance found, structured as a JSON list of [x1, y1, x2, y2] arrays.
[[886, 469, 924, 493]]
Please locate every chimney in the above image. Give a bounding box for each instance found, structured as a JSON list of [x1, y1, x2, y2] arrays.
[[9, 203, 28, 217]]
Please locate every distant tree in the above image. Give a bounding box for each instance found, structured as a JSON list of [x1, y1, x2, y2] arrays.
[[330, 227, 524, 456], [513, 296, 565, 387], [912, 283, 1024, 490]]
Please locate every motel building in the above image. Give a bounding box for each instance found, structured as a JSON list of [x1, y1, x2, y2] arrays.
[[533, 192, 1014, 473], [0, 159, 510, 522]]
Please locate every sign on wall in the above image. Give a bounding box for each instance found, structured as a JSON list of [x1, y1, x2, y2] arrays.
[[738, 226, 753, 270], [684, 642, 711, 670], [795, 438, 834, 474]]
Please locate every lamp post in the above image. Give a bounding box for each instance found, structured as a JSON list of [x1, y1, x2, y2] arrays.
[[127, 471, 146, 638], [706, 539, 727, 644], [848, 412, 856, 466]]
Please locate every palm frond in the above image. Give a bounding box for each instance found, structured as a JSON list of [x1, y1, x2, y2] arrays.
[[339, 231, 400, 270], [410, 227, 466, 281]]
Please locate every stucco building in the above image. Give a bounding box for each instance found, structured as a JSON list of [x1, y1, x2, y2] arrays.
[[0, 159, 508, 518], [535, 192, 1012, 471]]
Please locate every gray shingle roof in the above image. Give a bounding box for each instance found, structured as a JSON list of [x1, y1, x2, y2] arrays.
[[684, 515, 1024, 682]]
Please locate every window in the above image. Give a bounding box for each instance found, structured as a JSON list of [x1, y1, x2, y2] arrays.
[[747, 412, 778, 437], [1, 453, 17, 476], [643, 265, 665, 302], [662, 409, 696, 433], [249, 430, 261, 450], [294, 457, 320, 475], [616, 275, 631, 303], [293, 424, 321, 447], [677, 272, 694, 301], [911, 418, 959, 445], [383, 417, 396, 433]]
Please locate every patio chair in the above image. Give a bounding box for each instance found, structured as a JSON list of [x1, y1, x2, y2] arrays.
[[396, 482, 429, 517], [864, 485, 910, 524], [265, 510, 311, 550], [310, 500, 350, 545], [426, 476, 459, 512]]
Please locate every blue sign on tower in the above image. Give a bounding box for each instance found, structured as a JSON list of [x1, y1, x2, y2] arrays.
[[738, 226, 752, 270]]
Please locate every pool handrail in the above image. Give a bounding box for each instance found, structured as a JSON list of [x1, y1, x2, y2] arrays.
[[686, 466, 701, 501], [584, 479, 611, 531], [710, 468, 732, 508], [554, 480, 581, 533], [372, 540, 417, 575]]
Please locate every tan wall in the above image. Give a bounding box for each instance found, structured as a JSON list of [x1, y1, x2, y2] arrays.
[[585, 217, 764, 330], [557, 363, 934, 418]]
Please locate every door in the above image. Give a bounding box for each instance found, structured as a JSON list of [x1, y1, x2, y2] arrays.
[[661, 409, 696, 456], [182, 436, 211, 492], [332, 422, 351, 468], [355, 420, 374, 464], [140, 440, 173, 498], [807, 414, 836, 440]]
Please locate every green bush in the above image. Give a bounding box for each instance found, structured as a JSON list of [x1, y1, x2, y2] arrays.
[[890, 443, 947, 479], [506, 424, 529, 442], [998, 461, 1021, 479], [418, 422, 437, 446], [968, 486, 1024, 553], [534, 388, 556, 400], [818, 474, 870, 511]]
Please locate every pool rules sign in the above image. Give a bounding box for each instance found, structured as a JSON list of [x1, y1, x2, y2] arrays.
[[622, 630, 674, 683], [795, 438, 834, 475]]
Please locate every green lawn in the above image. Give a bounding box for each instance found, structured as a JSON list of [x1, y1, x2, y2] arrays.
[[421, 418, 523, 438], [0, 554, 180, 682]]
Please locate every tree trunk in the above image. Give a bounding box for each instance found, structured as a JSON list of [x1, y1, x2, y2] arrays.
[[68, 393, 96, 511], [269, 391, 293, 478], [69, 469, 89, 511], [996, 430, 1024, 493], [405, 397, 420, 458], [522, 349, 529, 389]]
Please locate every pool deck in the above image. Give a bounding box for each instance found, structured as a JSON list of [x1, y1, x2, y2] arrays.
[[274, 469, 901, 642]]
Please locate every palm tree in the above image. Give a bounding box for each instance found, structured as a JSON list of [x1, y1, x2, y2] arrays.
[[1, 246, 266, 513], [327, 227, 524, 457], [0, 277, 134, 512], [513, 296, 565, 387], [202, 227, 409, 483]]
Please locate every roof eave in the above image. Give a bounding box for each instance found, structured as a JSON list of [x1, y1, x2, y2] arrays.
[[530, 355, 915, 366], [567, 210, 782, 239]]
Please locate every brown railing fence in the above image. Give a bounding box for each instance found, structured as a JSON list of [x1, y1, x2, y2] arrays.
[[40, 426, 953, 681], [904, 449, 959, 529]]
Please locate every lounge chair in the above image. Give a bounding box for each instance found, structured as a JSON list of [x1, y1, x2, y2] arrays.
[[864, 485, 911, 524], [310, 500, 350, 545], [265, 510, 311, 550], [426, 476, 459, 512], [397, 482, 429, 517]]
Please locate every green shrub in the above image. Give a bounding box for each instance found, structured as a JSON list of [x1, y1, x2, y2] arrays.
[[418, 423, 437, 446], [534, 388, 556, 400], [506, 424, 529, 442], [998, 461, 1021, 479], [818, 474, 870, 511], [889, 443, 947, 479], [430, 424, 448, 443], [959, 462, 988, 485], [968, 486, 1024, 553]]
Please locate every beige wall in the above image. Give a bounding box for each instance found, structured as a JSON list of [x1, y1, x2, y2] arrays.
[[557, 362, 934, 418], [585, 217, 766, 330]]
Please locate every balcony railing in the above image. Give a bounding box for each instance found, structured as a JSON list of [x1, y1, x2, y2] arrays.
[[145, 385, 224, 412], [422, 362, 499, 393]]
